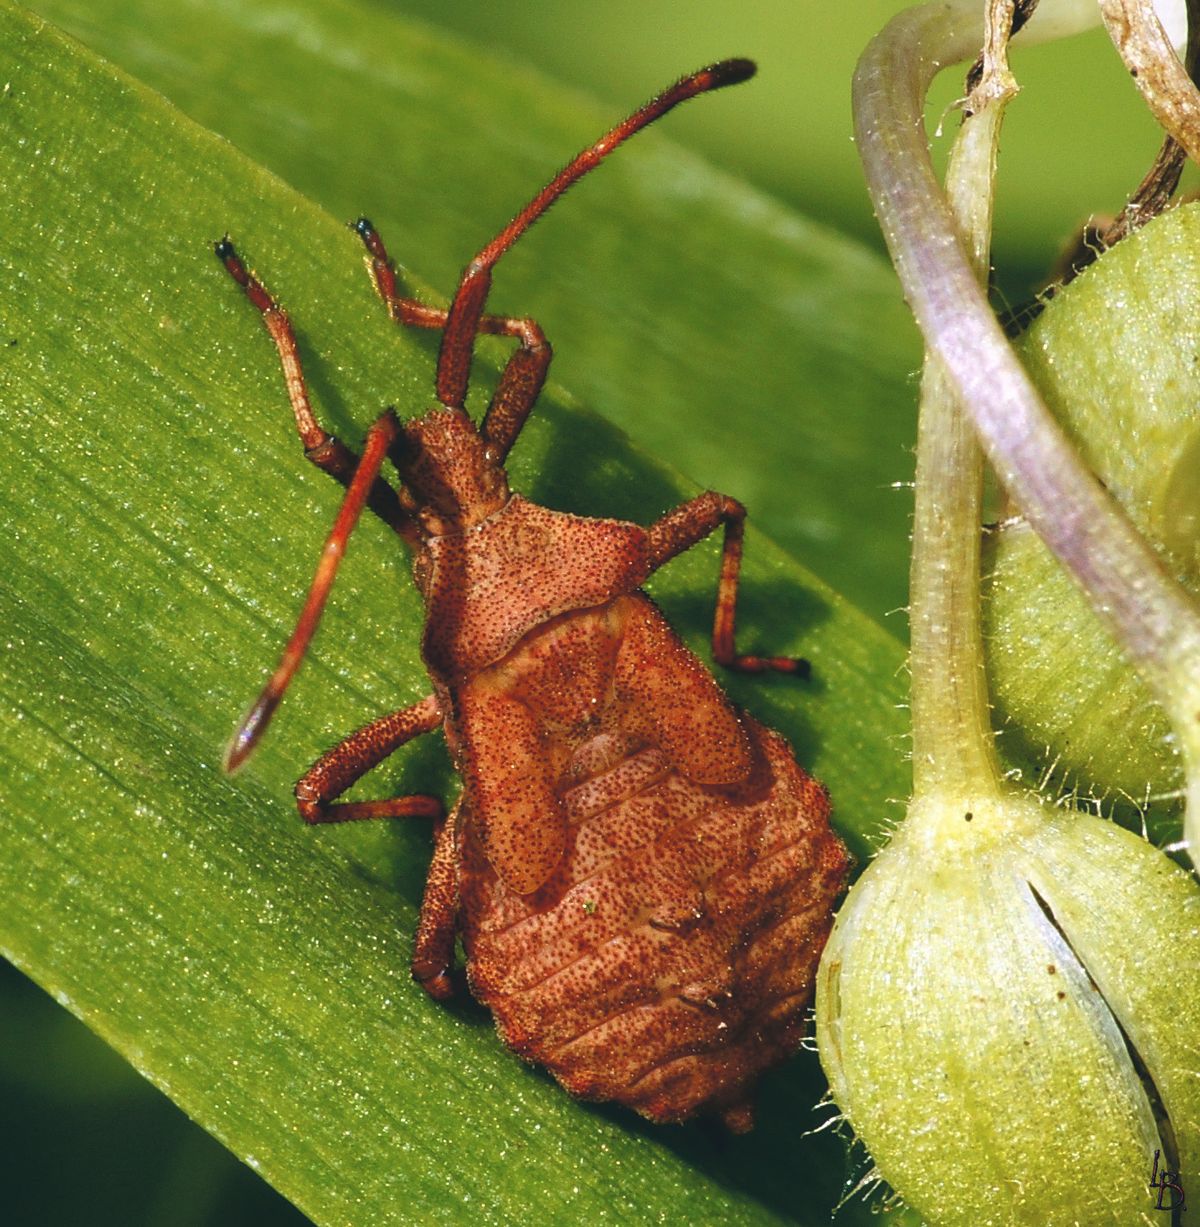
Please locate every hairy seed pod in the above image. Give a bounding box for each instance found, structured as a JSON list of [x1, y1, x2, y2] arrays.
[[984, 204, 1200, 807], [816, 791, 1200, 1225]]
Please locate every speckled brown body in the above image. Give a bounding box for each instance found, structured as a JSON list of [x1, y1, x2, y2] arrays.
[[413, 496, 849, 1128], [219, 60, 849, 1131], [455, 633, 845, 1126]]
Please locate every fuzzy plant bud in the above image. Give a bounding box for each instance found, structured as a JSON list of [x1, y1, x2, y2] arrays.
[[816, 792, 1200, 1225], [985, 204, 1200, 808]]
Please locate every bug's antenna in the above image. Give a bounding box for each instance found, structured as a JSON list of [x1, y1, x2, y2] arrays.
[[224, 411, 401, 773], [435, 58, 756, 411]]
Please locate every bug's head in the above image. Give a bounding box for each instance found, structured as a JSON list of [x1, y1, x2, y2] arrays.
[[393, 407, 509, 534]]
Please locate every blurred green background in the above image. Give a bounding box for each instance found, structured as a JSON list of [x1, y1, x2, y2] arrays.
[[382, 0, 1183, 293], [3, 0, 1187, 1222]]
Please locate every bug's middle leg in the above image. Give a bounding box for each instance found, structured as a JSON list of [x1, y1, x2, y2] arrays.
[[294, 693, 445, 824], [294, 695, 462, 1000], [351, 219, 551, 462], [645, 491, 809, 676]]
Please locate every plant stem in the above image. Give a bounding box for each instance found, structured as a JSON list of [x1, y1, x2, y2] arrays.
[[909, 3, 1018, 799], [856, 0, 1200, 852], [1099, 0, 1200, 162], [1099, 0, 1200, 243]]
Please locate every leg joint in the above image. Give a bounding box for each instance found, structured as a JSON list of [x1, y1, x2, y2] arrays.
[[294, 779, 325, 825], [716, 493, 745, 523], [513, 317, 549, 353], [303, 435, 341, 464]]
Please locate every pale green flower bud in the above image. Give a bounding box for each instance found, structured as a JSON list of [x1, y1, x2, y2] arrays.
[[816, 795, 1200, 1225]]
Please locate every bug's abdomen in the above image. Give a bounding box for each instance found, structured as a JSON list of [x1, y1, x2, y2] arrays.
[[453, 595, 849, 1127]]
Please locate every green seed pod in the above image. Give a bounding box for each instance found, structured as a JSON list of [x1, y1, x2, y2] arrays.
[[984, 203, 1200, 804], [815, 793, 1200, 1225]]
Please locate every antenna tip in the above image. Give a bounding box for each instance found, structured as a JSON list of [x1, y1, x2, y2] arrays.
[[223, 689, 280, 774], [215, 236, 251, 287], [706, 58, 757, 89]]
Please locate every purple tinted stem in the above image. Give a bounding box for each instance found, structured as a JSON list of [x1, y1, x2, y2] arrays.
[[854, 3, 1200, 703]]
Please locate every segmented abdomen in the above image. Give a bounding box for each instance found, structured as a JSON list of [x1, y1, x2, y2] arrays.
[[453, 595, 849, 1127]]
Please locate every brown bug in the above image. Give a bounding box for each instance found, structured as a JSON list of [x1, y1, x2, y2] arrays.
[[218, 59, 849, 1131]]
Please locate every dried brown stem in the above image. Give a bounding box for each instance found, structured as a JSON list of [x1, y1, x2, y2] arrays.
[[1099, 0, 1200, 163], [1101, 0, 1200, 245]]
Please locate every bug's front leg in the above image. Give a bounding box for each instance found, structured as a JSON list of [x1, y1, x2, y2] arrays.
[[215, 238, 416, 542], [645, 492, 809, 676], [351, 219, 551, 462]]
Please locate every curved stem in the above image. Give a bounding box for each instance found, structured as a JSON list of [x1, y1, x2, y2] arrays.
[[856, 0, 1200, 854]]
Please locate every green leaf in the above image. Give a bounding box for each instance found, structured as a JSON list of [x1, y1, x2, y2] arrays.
[[0, 3, 915, 1224], [28, 0, 924, 626]]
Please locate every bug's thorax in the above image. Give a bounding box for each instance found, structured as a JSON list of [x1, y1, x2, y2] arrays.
[[393, 406, 509, 538], [413, 492, 653, 683]]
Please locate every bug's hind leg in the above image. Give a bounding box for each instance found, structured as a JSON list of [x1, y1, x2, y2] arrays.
[[411, 804, 462, 1001], [351, 219, 551, 463], [215, 238, 414, 540], [645, 491, 810, 676]]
